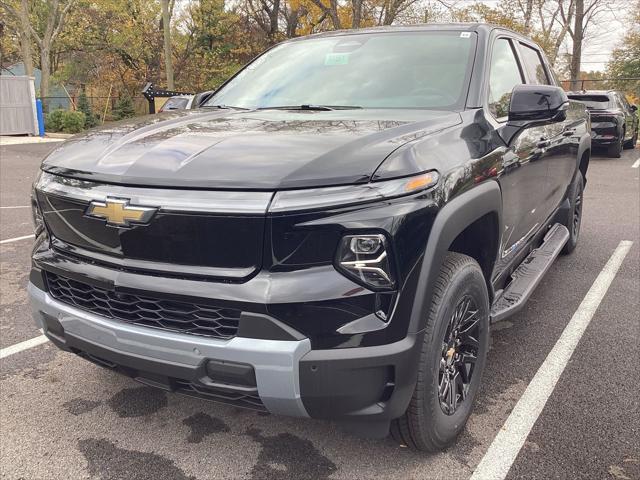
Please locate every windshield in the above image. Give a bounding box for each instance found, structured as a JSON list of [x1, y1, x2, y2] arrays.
[[162, 97, 190, 110], [205, 31, 477, 110], [568, 95, 611, 110]]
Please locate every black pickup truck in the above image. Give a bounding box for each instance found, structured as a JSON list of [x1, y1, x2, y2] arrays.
[[29, 23, 590, 451]]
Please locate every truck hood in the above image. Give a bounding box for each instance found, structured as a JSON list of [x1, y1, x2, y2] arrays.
[[42, 108, 461, 189]]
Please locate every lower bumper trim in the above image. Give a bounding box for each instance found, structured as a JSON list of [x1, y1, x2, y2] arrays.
[[28, 282, 310, 417]]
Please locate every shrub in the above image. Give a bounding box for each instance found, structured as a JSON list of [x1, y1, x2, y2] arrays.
[[112, 95, 136, 120], [45, 109, 66, 132], [61, 111, 86, 133], [45, 109, 86, 133], [77, 92, 98, 128]]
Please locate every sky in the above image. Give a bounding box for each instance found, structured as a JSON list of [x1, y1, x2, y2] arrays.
[[468, 0, 635, 72]]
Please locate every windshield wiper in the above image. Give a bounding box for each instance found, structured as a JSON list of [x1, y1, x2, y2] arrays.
[[257, 105, 363, 111], [202, 104, 250, 111]]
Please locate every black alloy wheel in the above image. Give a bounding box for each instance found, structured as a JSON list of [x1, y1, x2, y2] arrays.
[[562, 172, 584, 255], [438, 295, 480, 415], [572, 181, 583, 239]]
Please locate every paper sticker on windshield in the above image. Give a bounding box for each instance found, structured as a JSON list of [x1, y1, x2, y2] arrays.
[[325, 53, 350, 65], [460, 32, 471, 38]]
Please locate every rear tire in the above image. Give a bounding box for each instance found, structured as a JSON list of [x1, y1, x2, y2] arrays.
[[624, 128, 638, 149], [391, 253, 489, 452], [607, 133, 623, 158], [561, 172, 584, 255]]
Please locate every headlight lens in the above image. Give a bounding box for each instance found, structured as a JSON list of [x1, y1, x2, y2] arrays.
[[269, 171, 439, 213], [336, 234, 394, 289]]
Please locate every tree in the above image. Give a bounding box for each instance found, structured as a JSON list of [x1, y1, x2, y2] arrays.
[[606, 1, 640, 99], [77, 90, 97, 127], [112, 95, 135, 120], [309, 0, 342, 29], [161, 0, 174, 89], [1, 0, 77, 107], [0, 0, 34, 75], [245, 0, 281, 39], [558, 0, 615, 90]]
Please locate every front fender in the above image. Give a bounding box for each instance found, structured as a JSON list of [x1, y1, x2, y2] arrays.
[[407, 181, 502, 334]]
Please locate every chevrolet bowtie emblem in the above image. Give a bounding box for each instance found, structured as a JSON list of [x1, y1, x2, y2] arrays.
[[85, 198, 157, 227]]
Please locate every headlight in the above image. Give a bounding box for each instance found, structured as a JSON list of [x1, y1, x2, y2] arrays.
[[269, 171, 439, 213], [336, 234, 394, 289]]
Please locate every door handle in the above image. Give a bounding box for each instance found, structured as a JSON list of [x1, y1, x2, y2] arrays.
[[562, 130, 575, 137], [536, 139, 551, 148]]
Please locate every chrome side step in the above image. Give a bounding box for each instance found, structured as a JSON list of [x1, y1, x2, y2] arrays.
[[491, 223, 570, 323]]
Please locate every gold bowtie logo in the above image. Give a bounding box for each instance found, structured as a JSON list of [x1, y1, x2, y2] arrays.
[[85, 198, 157, 227]]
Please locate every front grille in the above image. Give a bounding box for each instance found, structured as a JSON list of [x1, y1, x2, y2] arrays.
[[46, 272, 241, 339]]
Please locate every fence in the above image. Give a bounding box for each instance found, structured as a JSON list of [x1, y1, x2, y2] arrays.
[[40, 95, 150, 121], [0, 76, 39, 135], [560, 78, 640, 99]]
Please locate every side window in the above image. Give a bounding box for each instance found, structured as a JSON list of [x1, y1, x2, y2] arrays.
[[519, 43, 550, 85], [489, 38, 524, 119], [618, 93, 631, 110], [611, 94, 623, 109]]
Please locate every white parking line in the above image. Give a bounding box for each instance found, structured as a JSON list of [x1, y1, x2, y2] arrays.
[[0, 335, 48, 359], [470, 240, 633, 480], [0, 234, 35, 244], [0, 205, 30, 209], [632, 158, 640, 168]]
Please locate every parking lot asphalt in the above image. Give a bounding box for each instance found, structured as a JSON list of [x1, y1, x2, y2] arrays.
[[0, 141, 638, 480]]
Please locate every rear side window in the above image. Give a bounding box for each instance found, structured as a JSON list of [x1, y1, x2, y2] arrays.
[[519, 43, 550, 85], [616, 93, 630, 109], [489, 38, 524, 119]]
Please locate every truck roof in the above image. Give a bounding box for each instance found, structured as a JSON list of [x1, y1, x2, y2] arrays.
[[293, 22, 533, 42]]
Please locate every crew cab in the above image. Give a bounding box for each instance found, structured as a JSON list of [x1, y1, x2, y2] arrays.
[[28, 24, 590, 451], [567, 90, 638, 157]]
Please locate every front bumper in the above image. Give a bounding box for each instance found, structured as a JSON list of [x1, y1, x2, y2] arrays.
[[29, 282, 419, 425]]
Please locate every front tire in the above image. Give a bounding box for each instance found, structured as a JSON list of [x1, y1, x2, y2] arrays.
[[391, 253, 489, 452]]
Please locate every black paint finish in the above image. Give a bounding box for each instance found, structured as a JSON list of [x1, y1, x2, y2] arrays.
[[31, 24, 591, 425]]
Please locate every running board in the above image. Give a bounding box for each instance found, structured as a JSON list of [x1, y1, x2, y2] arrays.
[[491, 223, 569, 323]]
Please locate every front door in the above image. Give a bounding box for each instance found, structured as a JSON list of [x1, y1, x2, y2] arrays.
[[488, 37, 550, 264]]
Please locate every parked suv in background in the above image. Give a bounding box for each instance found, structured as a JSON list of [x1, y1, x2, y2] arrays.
[[158, 94, 195, 112], [29, 24, 590, 451], [567, 90, 638, 157]]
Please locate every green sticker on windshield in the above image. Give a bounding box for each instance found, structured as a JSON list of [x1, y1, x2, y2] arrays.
[[325, 53, 350, 65]]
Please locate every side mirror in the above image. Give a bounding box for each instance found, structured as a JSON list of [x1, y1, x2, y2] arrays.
[[193, 90, 216, 108], [508, 84, 569, 124]]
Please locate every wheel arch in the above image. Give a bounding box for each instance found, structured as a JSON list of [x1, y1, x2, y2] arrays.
[[576, 130, 591, 185], [407, 181, 502, 334]]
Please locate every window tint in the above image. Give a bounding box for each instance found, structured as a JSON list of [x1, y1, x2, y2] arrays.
[[567, 95, 611, 110], [489, 39, 523, 119], [206, 32, 477, 110], [519, 43, 550, 85]]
